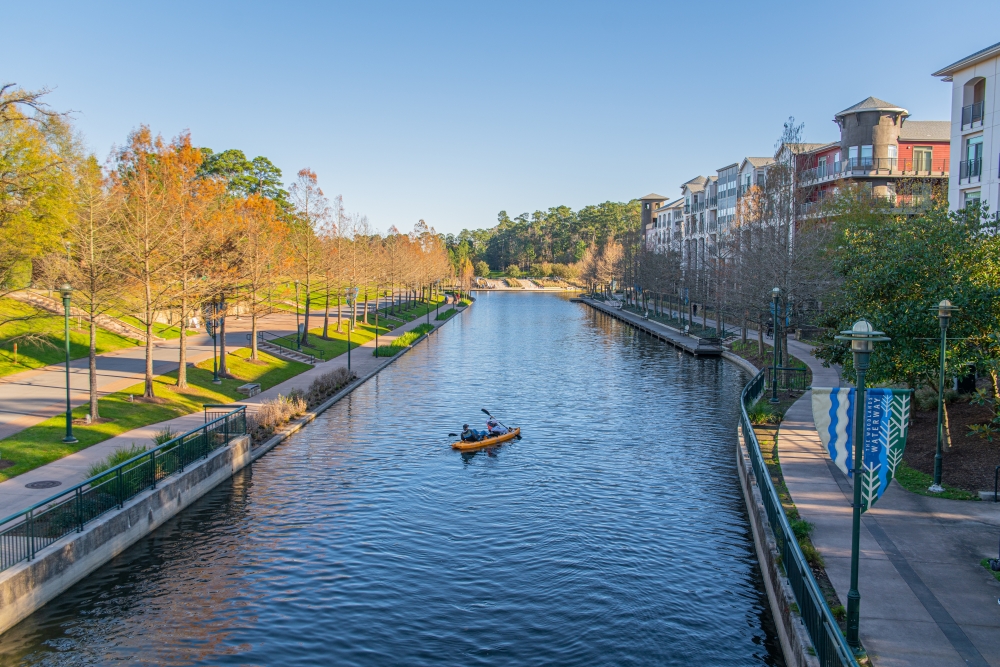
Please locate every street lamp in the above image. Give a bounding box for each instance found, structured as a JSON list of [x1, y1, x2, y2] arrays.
[[770, 287, 781, 404], [930, 299, 959, 493], [294, 280, 301, 351], [345, 287, 359, 372], [835, 319, 890, 652], [202, 300, 221, 384], [59, 283, 78, 444]]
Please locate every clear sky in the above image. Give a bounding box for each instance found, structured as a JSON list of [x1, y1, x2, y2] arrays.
[[6, 1, 999, 235]]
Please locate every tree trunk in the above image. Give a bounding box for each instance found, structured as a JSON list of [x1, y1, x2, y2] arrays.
[[323, 287, 330, 339], [177, 288, 188, 388], [89, 316, 99, 420], [251, 311, 259, 361], [144, 280, 155, 398], [757, 319, 764, 356], [219, 294, 229, 378], [336, 295, 342, 332], [301, 282, 311, 346], [363, 291, 369, 325]]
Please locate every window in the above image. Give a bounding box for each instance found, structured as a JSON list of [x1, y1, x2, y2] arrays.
[[913, 146, 932, 172], [818, 156, 827, 177], [964, 190, 981, 208], [887, 144, 897, 167], [849, 146, 859, 167], [861, 145, 873, 167], [965, 136, 984, 179]]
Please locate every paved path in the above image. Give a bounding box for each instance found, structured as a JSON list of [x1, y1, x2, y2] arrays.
[[0, 307, 460, 515]]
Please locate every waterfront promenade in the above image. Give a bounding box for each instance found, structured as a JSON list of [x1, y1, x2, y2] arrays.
[[602, 298, 1000, 665], [0, 307, 457, 515]]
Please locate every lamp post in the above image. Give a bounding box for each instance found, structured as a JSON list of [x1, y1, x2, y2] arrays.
[[345, 287, 358, 372], [202, 300, 221, 384], [770, 287, 781, 404], [930, 299, 959, 493], [59, 283, 78, 444], [294, 280, 301, 351], [835, 319, 890, 652]]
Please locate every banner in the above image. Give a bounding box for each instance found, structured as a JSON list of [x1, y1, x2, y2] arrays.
[[811, 388, 911, 512]]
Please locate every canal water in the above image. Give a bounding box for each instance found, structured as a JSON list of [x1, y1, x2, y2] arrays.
[[0, 292, 784, 666]]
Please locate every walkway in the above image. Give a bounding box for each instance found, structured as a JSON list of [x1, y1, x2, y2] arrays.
[[615, 298, 1000, 665], [0, 307, 460, 515]]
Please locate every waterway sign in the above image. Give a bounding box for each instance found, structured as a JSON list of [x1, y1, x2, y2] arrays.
[[812, 387, 912, 511]]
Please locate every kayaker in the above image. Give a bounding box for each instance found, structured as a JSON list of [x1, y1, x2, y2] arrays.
[[486, 418, 507, 436], [461, 424, 484, 442]]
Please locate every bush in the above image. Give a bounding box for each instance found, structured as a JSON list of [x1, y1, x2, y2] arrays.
[[474, 260, 490, 277], [914, 385, 959, 411], [151, 427, 175, 446], [86, 444, 149, 481], [436, 308, 456, 321], [247, 394, 308, 444], [747, 401, 783, 425], [505, 264, 521, 278], [304, 366, 356, 406]]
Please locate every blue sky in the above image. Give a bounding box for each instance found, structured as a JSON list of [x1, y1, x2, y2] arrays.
[[6, 1, 999, 235]]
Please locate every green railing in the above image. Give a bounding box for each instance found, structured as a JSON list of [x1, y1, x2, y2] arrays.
[[0, 407, 247, 573], [741, 370, 858, 667], [764, 366, 810, 392]]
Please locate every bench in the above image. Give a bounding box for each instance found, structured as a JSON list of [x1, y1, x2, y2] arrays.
[[237, 383, 261, 397]]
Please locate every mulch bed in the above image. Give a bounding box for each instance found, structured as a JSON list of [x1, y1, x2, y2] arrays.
[[905, 402, 1000, 492]]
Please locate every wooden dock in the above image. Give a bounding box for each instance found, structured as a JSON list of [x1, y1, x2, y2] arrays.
[[575, 297, 723, 357]]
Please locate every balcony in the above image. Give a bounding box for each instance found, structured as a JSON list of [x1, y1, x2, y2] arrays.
[[708, 196, 717, 208], [798, 157, 950, 183], [961, 101, 985, 130], [960, 158, 982, 182], [683, 204, 690, 214]]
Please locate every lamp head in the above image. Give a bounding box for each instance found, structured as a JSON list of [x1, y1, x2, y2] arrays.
[[772, 287, 780, 297], [59, 283, 73, 299]]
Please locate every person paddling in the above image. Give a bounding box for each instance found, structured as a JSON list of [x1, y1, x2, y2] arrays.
[[486, 417, 508, 436], [461, 424, 485, 442]]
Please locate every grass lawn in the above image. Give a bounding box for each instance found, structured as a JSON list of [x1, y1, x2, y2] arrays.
[[0, 298, 138, 380], [378, 297, 446, 323], [268, 321, 392, 359], [893, 461, 979, 501], [0, 348, 309, 483]]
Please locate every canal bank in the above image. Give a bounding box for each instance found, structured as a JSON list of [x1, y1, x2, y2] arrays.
[[0, 292, 785, 666], [0, 302, 471, 638]]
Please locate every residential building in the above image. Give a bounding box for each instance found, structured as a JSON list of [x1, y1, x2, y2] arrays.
[[680, 176, 709, 271], [933, 41, 1000, 212], [716, 163, 739, 233], [651, 198, 684, 253], [639, 193, 669, 249], [795, 97, 950, 213]]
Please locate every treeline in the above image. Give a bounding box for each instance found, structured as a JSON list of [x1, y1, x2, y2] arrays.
[[0, 85, 451, 414], [444, 201, 641, 278]]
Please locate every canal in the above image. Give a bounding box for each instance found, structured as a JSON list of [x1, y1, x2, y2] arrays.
[[0, 292, 784, 666]]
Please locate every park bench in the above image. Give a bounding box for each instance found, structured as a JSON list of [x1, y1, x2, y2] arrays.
[[237, 382, 261, 397]]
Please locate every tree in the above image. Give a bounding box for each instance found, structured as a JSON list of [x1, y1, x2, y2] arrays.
[[474, 260, 490, 277], [110, 127, 182, 398], [236, 194, 288, 359], [199, 148, 291, 211], [288, 168, 330, 346]]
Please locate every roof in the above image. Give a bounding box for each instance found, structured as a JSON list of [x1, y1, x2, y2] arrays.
[[682, 175, 708, 186], [639, 192, 668, 201], [835, 96, 908, 118], [899, 120, 950, 142], [782, 142, 836, 154], [654, 197, 684, 212], [743, 157, 775, 168], [933, 41, 1000, 80], [716, 162, 739, 172]]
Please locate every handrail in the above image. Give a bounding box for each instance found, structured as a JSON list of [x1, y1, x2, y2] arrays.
[[252, 331, 324, 362], [740, 370, 858, 666], [0, 406, 247, 572]]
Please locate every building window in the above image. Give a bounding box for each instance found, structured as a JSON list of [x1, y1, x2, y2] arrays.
[[964, 191, 981, 208], [913, 146, 932, 172], [861, 145, 873, 168], [849, 146, 858, 167], [887, 144, 897, 168], [963, 136, 983, 180]]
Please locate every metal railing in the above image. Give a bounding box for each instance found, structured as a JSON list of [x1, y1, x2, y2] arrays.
[[764, 366, 809, 392], [0, 407, 247, 573], [962, 101, 985, 129], [799, 158, 950, 182], [253, 331, 325, 362], [741, 370, 857, 667], [960, 158, 982, 181]]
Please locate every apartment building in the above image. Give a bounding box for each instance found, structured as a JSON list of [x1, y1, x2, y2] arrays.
[[651, 198, 684, 253], [793, 97, 949, 213], [680, 176, 710, 271], [640, 193, 669, 249], [934, 41, 1000, 213]]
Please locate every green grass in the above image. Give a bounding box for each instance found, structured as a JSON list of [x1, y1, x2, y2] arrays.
[[893, 461, 980, 500], [435, 308, 456, 321], [113, 313, 199, 340], [980, 559, 1000, 583], [373, 324, 434, 357], [0, 298, 138, 379], [378, 297, 446, 324], [0, 348, 309, 483], [268, 321, 392, 360]]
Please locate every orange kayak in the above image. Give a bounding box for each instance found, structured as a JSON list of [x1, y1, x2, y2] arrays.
[[451, 427, 520, 451]]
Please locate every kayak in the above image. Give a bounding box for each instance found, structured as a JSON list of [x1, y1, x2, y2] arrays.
[[451, 427, 520, 451]]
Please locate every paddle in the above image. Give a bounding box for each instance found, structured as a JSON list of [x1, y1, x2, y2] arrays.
[[481, 408, 521, 440]]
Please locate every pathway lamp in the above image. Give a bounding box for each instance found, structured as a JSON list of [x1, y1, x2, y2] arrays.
[[59, 283, 78, 444], [770, 287, 780, 404], [202, 301, 221, 384], [294, 280, 301, 351], [930, 299, 959, 493], [345, 287, 359, 372], [835, 319, 890, 652]]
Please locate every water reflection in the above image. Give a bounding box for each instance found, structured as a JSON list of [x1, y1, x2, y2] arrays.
[[0, 292, 783, 667]]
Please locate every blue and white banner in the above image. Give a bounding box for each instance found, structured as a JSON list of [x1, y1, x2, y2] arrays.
[[811, 388, 911, 512]]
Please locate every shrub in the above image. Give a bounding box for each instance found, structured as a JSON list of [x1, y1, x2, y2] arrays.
[[747, 402, 782, 425], [505, 264, 521, 278], [436, 308, 456, 321], [474, 260, 490, 277], [86, 444, 149, 481], [152, 427, 176, 446], [247, 394, 308, 444], [304, 366, 356, 406], [459, 298, 472, 306]]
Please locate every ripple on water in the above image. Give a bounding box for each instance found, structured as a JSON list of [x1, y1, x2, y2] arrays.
[[0, 293, 784, 667]]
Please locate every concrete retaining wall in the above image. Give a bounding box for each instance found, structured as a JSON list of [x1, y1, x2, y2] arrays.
[[0, 435, 252, 634]]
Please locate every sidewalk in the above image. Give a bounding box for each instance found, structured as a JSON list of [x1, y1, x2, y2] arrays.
[[0, 307, 459, 515], [625, 299, 1000, 664]]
